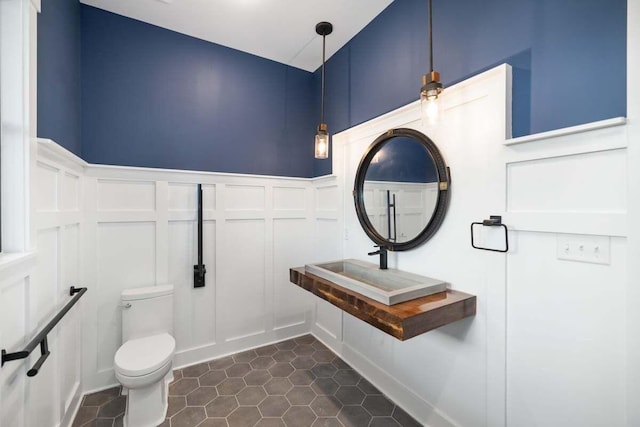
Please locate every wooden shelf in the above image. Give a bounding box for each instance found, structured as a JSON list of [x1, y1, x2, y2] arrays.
[[290, 267, 476, 341]]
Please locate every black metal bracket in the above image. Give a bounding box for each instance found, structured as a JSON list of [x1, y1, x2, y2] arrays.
[[470, 215, 509, 253], [1, 286, 87, 376], [194, 184, 206, 288]]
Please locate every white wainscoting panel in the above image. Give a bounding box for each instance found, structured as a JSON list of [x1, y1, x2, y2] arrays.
[[273, 218, 313, 330], [31, 228, 59, 325], [225, 185, 265, 211], [82, 166, 318, 388], [97, 180, 156, 212], [96, 222, 156, 373], [501, 113, 629, 427], [0, 275, 30, 379], [34, 161, 58, 212], [168, 182, 198, 211], [311, 177, 344, 347], [273, 186, 306, 212], [506, 232, 626, 427], [0, 271, 30, 427], [60, 172, 80, 212], [507, 149, 626, 213], [0, 138, 86, 427], [219, 219, 267, 341], [168, 220, 217, 352]]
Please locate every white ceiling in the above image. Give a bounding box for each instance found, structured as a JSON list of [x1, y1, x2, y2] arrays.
[[79, 0, 393, 72]]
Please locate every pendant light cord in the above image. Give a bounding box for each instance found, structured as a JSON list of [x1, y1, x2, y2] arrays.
[[320, 33, 326, 125], [428, 0, 434, 73]]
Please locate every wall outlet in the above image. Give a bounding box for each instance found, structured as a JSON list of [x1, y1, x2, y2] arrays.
[[556, 234, 610, 265]]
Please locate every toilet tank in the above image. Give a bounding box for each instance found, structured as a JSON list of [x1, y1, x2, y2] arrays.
[[121, 284, 174, 342]]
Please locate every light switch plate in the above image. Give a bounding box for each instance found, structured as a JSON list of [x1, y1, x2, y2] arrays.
[[556, 234, 610, 265]]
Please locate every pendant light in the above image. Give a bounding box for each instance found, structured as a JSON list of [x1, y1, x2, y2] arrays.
[[420, 0, 444, 126], [315, 21, 333, 159]]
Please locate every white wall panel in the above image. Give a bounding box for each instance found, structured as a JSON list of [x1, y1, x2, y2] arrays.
[[0, 276, 29, 427], [0, 278, 28, 367], [168, 183, 216, 212], [59, 172, 80, 211], [314, 219, 341, 263], [168, 182, 197, 211], [5, 136, 88, 427], [0, 367, 25, 427], [31, 228, 59, 326], [311, 178, 344, 345], [34, 161, 58, 212], [314, 298, 342, 341], [58, 225, 82, 417], [273, 187, 306, 211], [316, 186, 338, 212], [507, 149, 626, 213], [225, 185, 265, 211], [168, 220, 216, 352], [26, 331, 59, 427], [60, 225, 80, 292], [97, 180, 156, 211], [506, 233, 626, 427], [58, 307, 81, 417], [96, 222, 156, 372], [273, 219, 313, 329], [219, 219, 266, 341]]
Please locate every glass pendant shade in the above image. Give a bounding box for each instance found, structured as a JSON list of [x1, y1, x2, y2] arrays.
[[420, 0, 444, 128], [420, 71, 444, 127], [315, 124, 329, 159]]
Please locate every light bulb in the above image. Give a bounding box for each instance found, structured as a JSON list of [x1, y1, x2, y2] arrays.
[[315, 132, 329, 159], [421, 92, 442, 127]]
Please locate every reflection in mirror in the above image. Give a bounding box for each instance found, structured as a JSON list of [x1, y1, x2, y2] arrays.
[[362, 137, 438, 244]]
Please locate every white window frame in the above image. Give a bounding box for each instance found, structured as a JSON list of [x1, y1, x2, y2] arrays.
[[0, 0, 38, 258]]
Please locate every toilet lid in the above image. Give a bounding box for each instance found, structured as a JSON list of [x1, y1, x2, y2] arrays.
[[114, 333, 175, 377]]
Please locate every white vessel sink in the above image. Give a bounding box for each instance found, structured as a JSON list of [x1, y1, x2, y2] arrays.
[[304, 259, 447, 305]]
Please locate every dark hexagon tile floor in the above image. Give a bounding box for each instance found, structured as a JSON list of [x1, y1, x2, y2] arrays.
[[74, 335, 421, 427]]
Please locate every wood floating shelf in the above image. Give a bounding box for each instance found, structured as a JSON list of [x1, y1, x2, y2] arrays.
[[290, 267, 476, 341]]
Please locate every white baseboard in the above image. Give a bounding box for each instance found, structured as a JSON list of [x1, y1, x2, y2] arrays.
[[58, 382, 83, 427], [174, 327, 311, 370]]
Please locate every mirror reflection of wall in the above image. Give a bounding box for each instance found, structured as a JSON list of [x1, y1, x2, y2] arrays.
[[363, 137, 439, 243]]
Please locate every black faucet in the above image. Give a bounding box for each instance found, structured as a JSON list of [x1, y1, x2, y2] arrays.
[[368, 245, 388, 270]]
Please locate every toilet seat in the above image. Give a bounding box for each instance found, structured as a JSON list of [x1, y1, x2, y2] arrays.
[[114, 333, 175, 377]]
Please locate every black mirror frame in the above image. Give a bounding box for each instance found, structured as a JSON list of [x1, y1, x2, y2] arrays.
[[353, 128, 451, 251]]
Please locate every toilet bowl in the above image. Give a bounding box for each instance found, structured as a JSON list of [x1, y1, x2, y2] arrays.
[[114, 285, 175, 427]]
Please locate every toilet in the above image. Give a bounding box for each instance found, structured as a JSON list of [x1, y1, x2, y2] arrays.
[[114, 285, 176, 427]]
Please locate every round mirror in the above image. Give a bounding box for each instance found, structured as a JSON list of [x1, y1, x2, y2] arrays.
[[353, 128, 451, 251]]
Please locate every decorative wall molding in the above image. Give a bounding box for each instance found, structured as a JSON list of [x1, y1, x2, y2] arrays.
[[36, 138, 88, 171], [505, 116, 627, 146]]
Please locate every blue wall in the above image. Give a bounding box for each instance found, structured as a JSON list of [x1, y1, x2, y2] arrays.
[[37, 0, 626, 177], [38, 0, 82, 156], [314, 0, 626, 176], [81, 6, 316, 177]]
